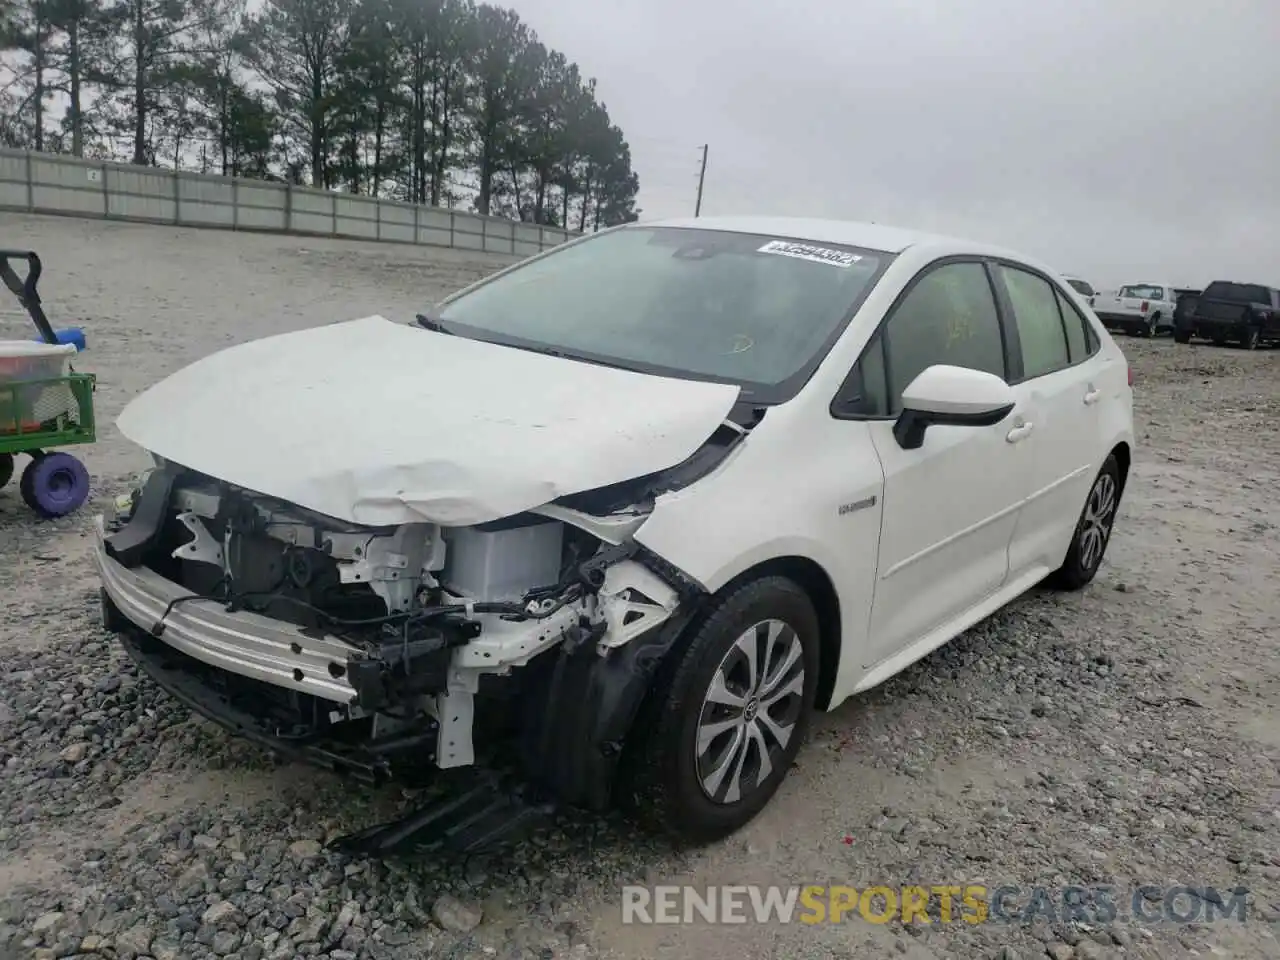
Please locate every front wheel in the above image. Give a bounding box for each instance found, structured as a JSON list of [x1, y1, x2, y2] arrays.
[[1173, 330, 1192, 344], [1047, 455, 1121, 591], [0, 453, 12, 490], [620, 576, 820, 844]]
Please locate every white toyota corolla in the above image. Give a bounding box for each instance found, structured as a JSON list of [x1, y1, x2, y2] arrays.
[[94, 217, 1133, 849]]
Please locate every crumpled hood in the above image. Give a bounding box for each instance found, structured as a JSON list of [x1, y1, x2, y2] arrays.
[[116, 315, 741, 526]]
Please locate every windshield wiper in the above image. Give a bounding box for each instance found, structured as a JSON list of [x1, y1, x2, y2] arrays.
[[414, 311, 453, 334], [498, 340, 641, 373]]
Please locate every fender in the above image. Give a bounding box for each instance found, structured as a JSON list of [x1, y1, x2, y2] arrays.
[[516, 557, 707, 810]]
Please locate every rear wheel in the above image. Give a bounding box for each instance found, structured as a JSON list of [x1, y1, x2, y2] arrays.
[[1047, 454, 1121, 591], [621, 576, 820, 844], [1242, 327, 1260, 350], [1173, 330, 1191, 344], [0, 454, 12, 489], [1142, 315, 1157, 338]]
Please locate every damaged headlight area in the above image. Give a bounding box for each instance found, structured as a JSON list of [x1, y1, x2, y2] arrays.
[[93, 461, 694, 803]]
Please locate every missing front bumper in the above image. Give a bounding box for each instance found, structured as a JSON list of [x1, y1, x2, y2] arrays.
[[105, 592, 438, 784], [93, 513, 362, 703]]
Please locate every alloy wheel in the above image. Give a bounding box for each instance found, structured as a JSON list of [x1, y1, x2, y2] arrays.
[[695, 619, 805, 805], [1079, 472, 1117, 572]]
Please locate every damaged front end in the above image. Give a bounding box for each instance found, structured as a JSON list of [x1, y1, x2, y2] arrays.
[[93, 389, 764, 851], [93, 457, 700, 805]]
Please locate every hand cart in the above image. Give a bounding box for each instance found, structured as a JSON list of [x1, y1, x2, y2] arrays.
[[0, 250, 96, 517]]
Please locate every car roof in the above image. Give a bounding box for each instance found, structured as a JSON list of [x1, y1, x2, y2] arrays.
[[639, 215, 1035, 262]]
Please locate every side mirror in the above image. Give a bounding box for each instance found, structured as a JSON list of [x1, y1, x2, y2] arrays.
[[893, 364, 1016, 450]]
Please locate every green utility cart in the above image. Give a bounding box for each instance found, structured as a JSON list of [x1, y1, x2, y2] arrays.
[[0, 250, 96, 517]]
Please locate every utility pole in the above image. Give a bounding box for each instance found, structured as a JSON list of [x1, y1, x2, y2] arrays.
[[694, 144, 708, 217]]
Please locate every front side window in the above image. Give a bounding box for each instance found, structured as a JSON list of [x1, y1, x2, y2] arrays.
[[433, 226, 889, 403], [1000, 265, 1070, 380], [851, 261, 1006, 417], [1119, 284, 1164, 300]]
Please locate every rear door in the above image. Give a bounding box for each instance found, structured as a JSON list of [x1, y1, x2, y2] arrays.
[[992, 263, 1110, 578]]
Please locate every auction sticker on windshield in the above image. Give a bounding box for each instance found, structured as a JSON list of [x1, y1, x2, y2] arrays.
[[757, 240, 862, 268]]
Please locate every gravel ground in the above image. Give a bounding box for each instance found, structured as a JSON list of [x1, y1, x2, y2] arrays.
[[0, 210, 1278, 960]]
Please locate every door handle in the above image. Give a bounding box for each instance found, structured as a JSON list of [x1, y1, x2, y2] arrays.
[[1083, 387, 1101, 406], [1006, 422, 1034, 444]]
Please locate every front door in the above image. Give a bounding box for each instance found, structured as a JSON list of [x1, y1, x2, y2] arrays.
[[853, 259, 1035, 668]]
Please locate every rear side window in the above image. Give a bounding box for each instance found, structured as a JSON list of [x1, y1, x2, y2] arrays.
[[1203, 282, 1271, 304], [1055, 287, 1100, 361], [1000, 265, 1070, 379], [1066, 278, 1095, 297], [1119, 284, 1164, 300]]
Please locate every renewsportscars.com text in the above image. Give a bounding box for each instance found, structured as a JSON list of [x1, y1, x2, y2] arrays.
[[621, 884, 1251, 925]]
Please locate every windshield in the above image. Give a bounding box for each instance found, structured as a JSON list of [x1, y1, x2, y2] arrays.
[[1203, 282, 1271, 304], [1119, 284, 1163, 300], [1065, 278, 1094, 296], [433, 226, 890, 402]]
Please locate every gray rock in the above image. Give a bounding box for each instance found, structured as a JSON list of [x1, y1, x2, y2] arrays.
[[432, 894, 483, 934], [178, 860, 211, 889], [211, 928, 240, 955], [59, 742, 88, 764], [31, 912, 64, 940], [290, 913, 327, 943], [288, 839, 322, 861], [329, 900, 359, 941], [114, 923, 154, 959], [203, 901, 245, 930]]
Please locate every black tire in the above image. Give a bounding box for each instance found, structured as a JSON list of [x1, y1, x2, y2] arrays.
[[1047, 454, 1122, 591], [0, 454, 12, 490], [1242, 328, 1260, 350], [1212, 335, 1226, 346], [1173, 330, 1191, 344], [619, 575, 820, 844], [1141, 315, 1157, 338]]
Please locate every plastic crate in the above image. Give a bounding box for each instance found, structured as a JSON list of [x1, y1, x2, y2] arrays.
[[0, 340, 78, 434]]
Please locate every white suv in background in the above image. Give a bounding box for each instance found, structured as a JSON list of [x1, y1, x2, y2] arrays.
[[1062, 275, 1098, 306], [95, 217, 1135, 847]]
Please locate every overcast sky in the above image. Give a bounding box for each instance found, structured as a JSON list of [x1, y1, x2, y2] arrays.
[[508, 0, 1278, 289]]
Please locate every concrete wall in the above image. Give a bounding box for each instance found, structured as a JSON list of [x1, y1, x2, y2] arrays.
[[0, 148, 575, 255]]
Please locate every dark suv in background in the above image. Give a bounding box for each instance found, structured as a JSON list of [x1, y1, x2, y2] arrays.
[[1174, 281, 1280, 349]]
